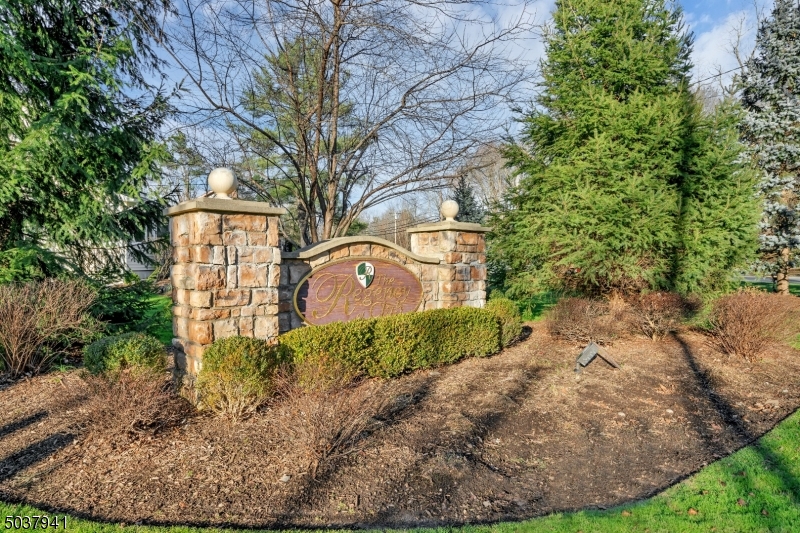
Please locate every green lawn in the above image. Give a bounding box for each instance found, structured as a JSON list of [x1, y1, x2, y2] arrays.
[[742, 281, 800, 297], [144, 294, 173, 346], [513, 291, 560, 321], [2, 409, 799, 532]]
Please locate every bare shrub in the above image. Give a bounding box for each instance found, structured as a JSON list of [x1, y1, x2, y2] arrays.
[[709, 290, 800, 361], [628, 292, 700, 340], [82, 370, 192, 445], [270, 358, 388, 477], [0, 280, 99, 377], [547, 297, 619, 345]]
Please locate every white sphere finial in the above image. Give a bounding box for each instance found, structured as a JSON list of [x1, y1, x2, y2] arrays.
[[441, 199, 459, 221], [208, 168, 238, 199]]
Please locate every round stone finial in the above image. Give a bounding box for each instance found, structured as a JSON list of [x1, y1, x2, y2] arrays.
[[441, 199, 459, 221], [208, 168, 238, 199]]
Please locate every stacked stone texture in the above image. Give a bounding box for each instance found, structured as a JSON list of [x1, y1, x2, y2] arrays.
[[277, 229, 488, 332], [168, 201, 488, 374], [170, 211, 282, 373], [409, 229, 487, 309]]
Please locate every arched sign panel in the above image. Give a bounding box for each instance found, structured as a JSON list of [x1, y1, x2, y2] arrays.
[[294, 258, 424, 326]]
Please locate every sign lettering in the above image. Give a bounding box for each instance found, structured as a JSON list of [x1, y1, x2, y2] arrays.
[[294, 258, 424, 325]]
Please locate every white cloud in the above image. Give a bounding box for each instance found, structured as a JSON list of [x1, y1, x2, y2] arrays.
[[691, 10, 755, 88]]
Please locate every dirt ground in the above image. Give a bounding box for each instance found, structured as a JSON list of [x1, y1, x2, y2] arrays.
[[1, 324, 799, 529]]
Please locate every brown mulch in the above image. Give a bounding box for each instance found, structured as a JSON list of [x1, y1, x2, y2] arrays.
[[1, 325, 799, 529]]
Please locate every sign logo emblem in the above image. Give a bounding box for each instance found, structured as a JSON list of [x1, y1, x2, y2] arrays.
[[356, 261, 374, 288]]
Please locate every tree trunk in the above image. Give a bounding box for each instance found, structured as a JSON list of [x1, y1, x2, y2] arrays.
[[776, 247, 790, 295]]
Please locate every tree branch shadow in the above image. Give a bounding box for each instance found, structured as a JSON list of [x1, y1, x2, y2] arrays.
[[0, 412, 48, 442], [672, 333, 799, 506], [0, 433, 75, 484]]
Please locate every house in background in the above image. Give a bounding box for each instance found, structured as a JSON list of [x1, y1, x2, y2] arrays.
[[125, 226, 168, 280]]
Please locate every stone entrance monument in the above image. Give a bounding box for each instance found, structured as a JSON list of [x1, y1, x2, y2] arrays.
[[166, 170, 489, 375]]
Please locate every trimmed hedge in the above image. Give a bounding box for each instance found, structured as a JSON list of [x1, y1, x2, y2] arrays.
[[83, 332, 167, 375], [486, 297, 524, 346], [193, 305, 522, 415], [280, 306, 503, 379], [195, 336, 288, 417]]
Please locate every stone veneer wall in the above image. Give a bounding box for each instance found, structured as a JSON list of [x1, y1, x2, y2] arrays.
[[278, 239, 442, 333], [168, 200, 488, 373], [277, 222, 489, 332], [408, 221, 488, 309], [167, 199, 286, 374]]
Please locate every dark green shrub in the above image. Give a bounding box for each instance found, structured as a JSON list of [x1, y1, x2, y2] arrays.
[[281, 307, 501, 379], [486, 297, 524, 346], [89, 278, 159, 335], [0, 245, 69, 283], [279, 319, 376, 378], [195, 336, 289, 418], [371, 307, 499, 376], [83, 332, 167, 375]]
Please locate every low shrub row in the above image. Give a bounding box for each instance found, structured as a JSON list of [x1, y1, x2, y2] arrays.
[[486, 298, 524, 347], [282, 306, 502, 379], [545, 289, 800, 360], [196, 303, 523, 417]]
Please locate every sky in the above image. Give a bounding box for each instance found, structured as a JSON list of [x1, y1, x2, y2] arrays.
[[684, 0, 772, 89], [158, 0, 776, 217], [502, 0, 772, 89]]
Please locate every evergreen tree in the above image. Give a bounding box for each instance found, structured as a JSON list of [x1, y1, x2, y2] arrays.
[[452, 175, 484, 223], [490, 0, 759, 297], [739, 0, 800, 295], [0, 0, 172, 277]]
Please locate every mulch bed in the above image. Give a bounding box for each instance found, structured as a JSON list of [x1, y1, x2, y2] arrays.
[[1, 324, 799, 529]]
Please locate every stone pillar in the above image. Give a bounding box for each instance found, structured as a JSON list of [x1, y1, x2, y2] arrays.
[[166, 197, 286, 374], [408, 207, 489, 309]]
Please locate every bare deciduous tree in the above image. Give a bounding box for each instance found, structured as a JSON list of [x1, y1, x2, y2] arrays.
[[154, 0, 534, 244], [460, 142, 515, 209]]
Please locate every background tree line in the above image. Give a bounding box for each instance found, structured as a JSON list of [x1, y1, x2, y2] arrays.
[[0, 0, 797, 301]]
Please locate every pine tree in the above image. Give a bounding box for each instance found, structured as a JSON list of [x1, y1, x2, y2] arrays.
[[0, 0, 171, 277], [740, 0, 800, 295], [490, 0, 759, 297], [452, 175, 484, 223]]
